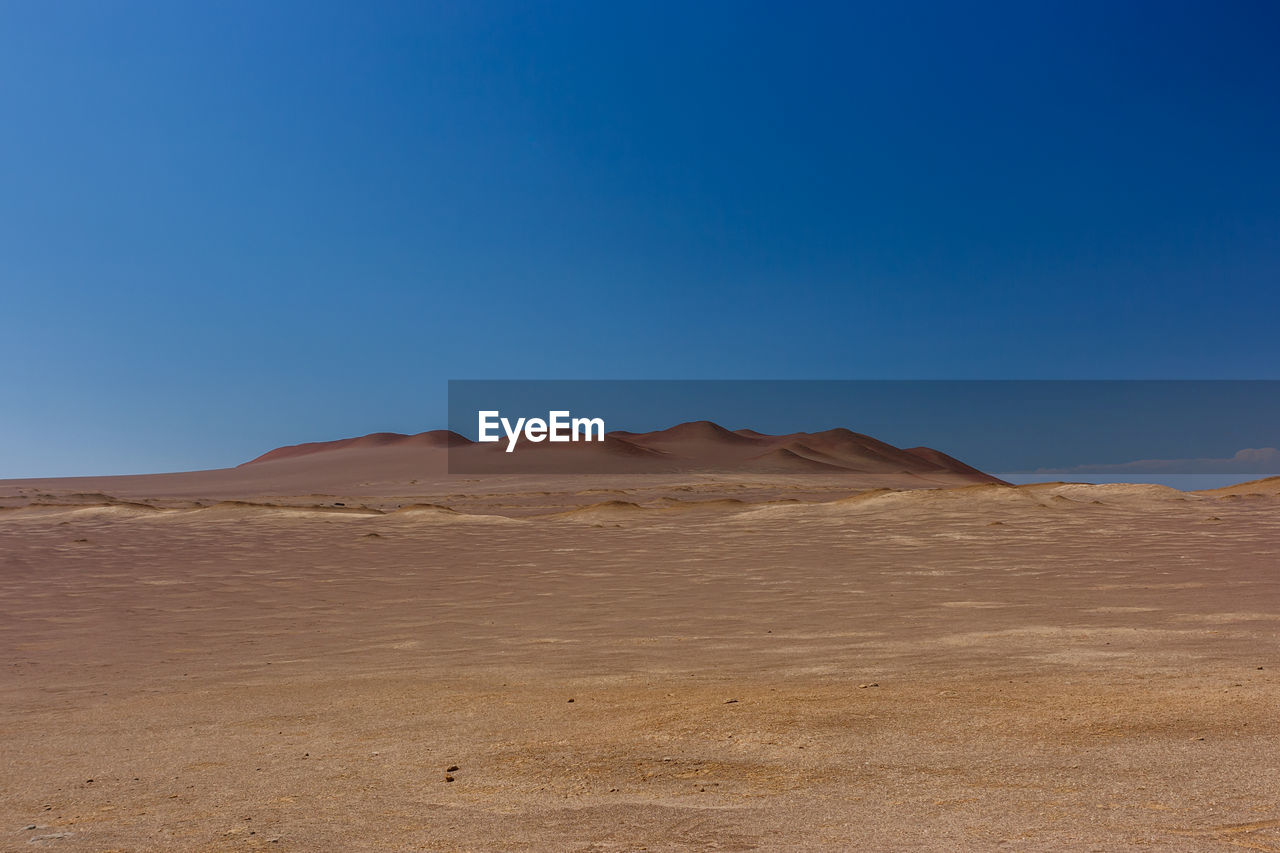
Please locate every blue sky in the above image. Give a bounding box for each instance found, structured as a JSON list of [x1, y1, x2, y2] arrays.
[[2, 1, 1279, 476]]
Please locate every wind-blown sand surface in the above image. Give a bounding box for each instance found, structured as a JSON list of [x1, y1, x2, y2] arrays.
[[1, 467, 1278, 850]]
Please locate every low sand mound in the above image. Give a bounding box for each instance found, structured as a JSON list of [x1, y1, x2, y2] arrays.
[[1031, 483, 1198, 505], [836, 484, 1049, 511], [31, 491, 123, 504], [547, 500, 656, 522], [0, 501, 168, 520], [730, 484, 1053, 522], [650, 497, 748, 511], [389, 502, 460, 516], [732, 481, 1212, 523], [1195, 475, 1280, 498], [383, 503, 521, 524], [165, 501, 384, 520]]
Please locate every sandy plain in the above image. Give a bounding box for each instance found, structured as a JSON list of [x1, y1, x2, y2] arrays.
[[1, 448, 1278, 851]]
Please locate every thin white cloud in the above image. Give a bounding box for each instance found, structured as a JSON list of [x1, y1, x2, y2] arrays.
[[1035, 448, 1280, 476]]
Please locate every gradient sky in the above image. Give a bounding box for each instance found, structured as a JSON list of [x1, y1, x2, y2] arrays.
[[3, 1, 1279, 476]]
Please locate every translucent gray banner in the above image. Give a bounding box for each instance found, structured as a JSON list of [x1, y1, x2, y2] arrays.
[[445, 380, 1280, 486]]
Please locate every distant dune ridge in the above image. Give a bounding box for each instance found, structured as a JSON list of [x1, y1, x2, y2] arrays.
[[0, 422, 1013, 504], [15, 422, 1278, 507], [242, 429, 471, 464], [241, 420, 1008, 481]]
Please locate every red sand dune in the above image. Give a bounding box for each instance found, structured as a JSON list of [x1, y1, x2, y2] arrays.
[[0, 422, 1003, 500], [238, 420, 1007, 482], [622, 419, 762, 446], [243, 429, 471, 464], [902, 445, 1000, 480]]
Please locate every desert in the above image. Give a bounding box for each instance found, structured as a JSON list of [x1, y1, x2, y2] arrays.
[[2, 425, 1278, 850], [8, 3, 1279, 849]]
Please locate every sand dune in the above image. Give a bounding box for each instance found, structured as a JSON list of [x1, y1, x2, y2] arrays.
[[619, 419, 762, 446], [238, 421, 1010, 481], [241, 429, 471, 465], [387, 502, 460, 516], [1195, 474, 1280, 497], [547, 499, 655, 522], [593, 422, 1008, 478], [902, 445, 999, 479], [1032, 482, 1196, 504], [740, 446, 856, 472], [186, 500, 383, 518], [0, 501, 167, 520], [0, 421, 1008, 500]]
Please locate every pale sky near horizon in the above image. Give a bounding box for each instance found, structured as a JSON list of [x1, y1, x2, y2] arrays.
[[3, 1, 1279, 477]]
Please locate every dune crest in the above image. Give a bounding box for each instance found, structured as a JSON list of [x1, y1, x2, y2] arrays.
[[241, 430, 471, 466]]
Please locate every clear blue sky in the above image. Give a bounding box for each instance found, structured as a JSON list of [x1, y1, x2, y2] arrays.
[[2, 1, 1278, 476]]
